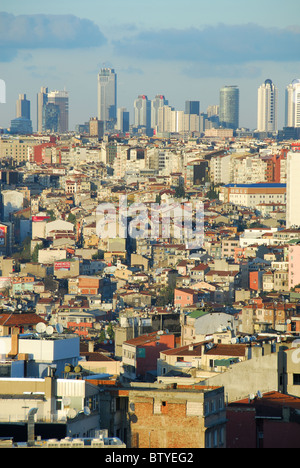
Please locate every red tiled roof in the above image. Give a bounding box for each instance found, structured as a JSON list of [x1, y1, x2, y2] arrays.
[[205, 343, 247, 357], [0, 313, 47, 326]]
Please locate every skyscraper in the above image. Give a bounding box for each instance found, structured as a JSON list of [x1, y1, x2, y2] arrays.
[[97, 68, 117, 129], [42, 103, 60, 133], [37, 87, 48, 133], [13, 93, 32, 134], [257, 79, 278, 133], [219, 86, 239, 130], [134, 95, 151, 129], [47, 90, 69, 133], [185, 101, 200, 115], [285, 79, 300, 128], [151, 95, 168, 128], [117, 107, 130, 133], [16, 94, 30, 120]]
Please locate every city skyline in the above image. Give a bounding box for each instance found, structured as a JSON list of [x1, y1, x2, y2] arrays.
[[0, 0, 300, 131]]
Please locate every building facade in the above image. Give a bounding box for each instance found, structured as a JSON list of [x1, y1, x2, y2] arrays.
[[286, 150, 300, 228]]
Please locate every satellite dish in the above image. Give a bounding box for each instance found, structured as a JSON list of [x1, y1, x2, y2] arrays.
[[46, 326, 54, 336], [67, 408, 77, 419], [36, 322, 47, 334], [83, 407, 91, 416], [17, 304, 22, 310], [56, 323, 63, 334]]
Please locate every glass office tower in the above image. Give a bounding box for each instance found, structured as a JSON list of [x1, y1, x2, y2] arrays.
[[97, 68, 117, 129], [219, 86, 239, 130]]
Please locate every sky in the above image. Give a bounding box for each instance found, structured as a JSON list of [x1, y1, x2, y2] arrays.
[[0, 0, 300, 131]]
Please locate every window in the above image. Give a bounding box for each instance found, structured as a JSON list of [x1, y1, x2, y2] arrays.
[[293, 374, 300, 385]]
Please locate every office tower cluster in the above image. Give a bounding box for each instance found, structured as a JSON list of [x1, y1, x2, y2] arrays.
[[37, 87, 69, 133], [7, 66, 300, 139]]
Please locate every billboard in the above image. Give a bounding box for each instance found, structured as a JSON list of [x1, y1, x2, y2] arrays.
[[54, 261, 71, 271], [32, 215, 50, 222], [0, 225, 7, 246]]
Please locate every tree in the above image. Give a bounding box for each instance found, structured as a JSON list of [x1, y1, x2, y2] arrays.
[[67, 213, 77, 225], [31, 243, 42, 262], [174, 185, 185, 199]]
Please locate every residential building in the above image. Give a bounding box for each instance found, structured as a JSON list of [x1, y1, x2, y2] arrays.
[[180, 310, 237, 346], [174, 288, 199, 309], [99, 381, 226, 448], [285, 79, 300, 128], [257, 79, 278, 133], [289, 244, 300, 290], [227, 391, 300, 448], [0, 374, 101, 442], [121, 331, 175, 380], [89, 117, 104, 139], [220, 183, 286, 208], [286, 150, 300, 228]]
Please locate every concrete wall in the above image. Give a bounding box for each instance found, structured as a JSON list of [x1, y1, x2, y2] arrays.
[[200, 347, 281, 403]]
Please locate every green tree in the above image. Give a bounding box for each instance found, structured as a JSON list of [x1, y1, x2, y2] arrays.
[[32, 243, 42, 262], [174, 185, 185, 199], [67, 213, 77, 225]]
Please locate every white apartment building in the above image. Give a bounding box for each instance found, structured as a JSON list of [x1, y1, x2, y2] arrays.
[[220, 183, 286, 208], [286, 150, 300, 228], [210, 153, 232, 185], [231, 155, 267, 184], [285, 79, 300, 128], [239, 227, 279, 248], [257, 79, 278, 133]]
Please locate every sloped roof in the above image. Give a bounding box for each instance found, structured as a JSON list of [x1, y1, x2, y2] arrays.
[[0, 313, 47, 327]]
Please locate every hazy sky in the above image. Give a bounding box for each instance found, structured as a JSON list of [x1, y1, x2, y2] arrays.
[[1, 0, 300, 131]]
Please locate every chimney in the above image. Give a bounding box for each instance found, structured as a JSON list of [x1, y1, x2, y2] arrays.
[[88, 341, 94, 353], [8, 333, 19, 358]]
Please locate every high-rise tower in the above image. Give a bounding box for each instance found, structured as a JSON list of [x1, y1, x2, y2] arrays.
[[285, 79, 300, 128], [134, 95, 151, 129], [185, 101, 200, 116], [219, 86, 239, 130], [37, 87, 48, 132], [257, 79, 278, 133], [151, 95, 168, 128], [16, 94, 30, 120], [97, 68, 117, 129], [47, 90, 69, 133]]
